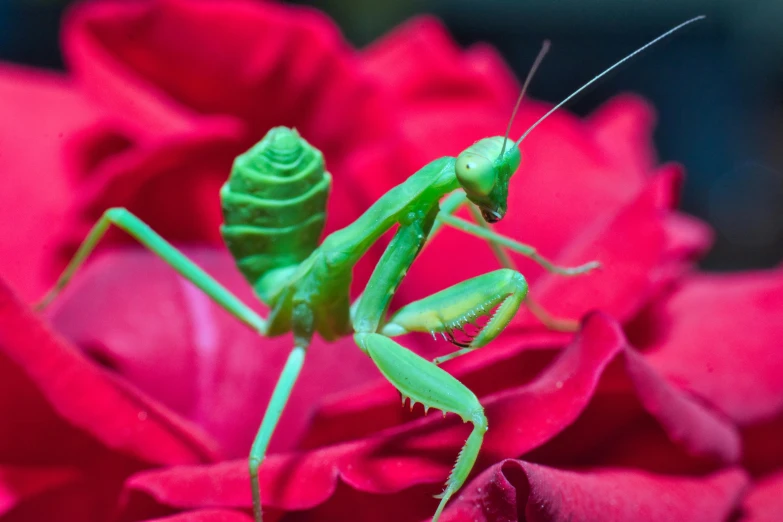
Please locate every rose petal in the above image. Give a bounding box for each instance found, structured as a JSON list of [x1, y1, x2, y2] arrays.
[[116, 314, 739, 517], [123, 464, 443, 522], [440, 461, 748, 522], [125, 508, 253, 522], [740, 471, 783, 522], [300, 331, 569, 448], [661, 212, 714, 265], [360, 15, 520, 174], [305, 313, 740, 475], [0, 64, 102, 301], [638, 269, 783, 424], [64, 0, 381, 144], [500, 95, 662, 265], [742, 415, 783, 476], [629, 269, 783, 477], [362, 16, 517, 109], [0, 277, 218, 464], [58, 0, 395, 269], [515, 165, 677, 327], [0, 277, 218, 519], [586, 94, 657, 181], [652, 211, 714, 288], [0, 465, 79, 517], [49, 248, 379, 459]]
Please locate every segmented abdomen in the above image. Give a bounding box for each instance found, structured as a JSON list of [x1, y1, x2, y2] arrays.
[[220, 127, 330, 298]]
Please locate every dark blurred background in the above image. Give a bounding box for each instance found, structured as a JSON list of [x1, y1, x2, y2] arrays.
[[2, 0, 782, 271]]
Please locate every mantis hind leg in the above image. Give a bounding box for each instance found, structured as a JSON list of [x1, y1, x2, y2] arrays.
[[36, 207, 267, 334], [354, 333, 487, 522], [249, 343, 307, 522]]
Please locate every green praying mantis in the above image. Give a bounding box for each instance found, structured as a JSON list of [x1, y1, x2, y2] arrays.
[[36, 15, 704, 522]]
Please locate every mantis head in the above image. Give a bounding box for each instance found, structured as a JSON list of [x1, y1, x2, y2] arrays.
[[455, 138, 520, 223], [453, 38, 549, 224], [454, 38, 548, 224]]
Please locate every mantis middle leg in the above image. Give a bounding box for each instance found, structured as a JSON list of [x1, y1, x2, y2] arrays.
[[431, 193, 597, 276], [432, 192, 598, 331]]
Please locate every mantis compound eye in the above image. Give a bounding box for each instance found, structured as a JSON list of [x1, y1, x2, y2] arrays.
[[455, 152, 495, 196]]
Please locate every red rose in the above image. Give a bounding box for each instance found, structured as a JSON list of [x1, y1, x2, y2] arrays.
[[1, 1, 780, 521]]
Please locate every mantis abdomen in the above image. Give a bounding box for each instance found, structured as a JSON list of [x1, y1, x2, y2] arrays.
[[220, 127, 331, 301]]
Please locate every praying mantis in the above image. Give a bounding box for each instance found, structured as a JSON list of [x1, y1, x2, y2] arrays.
[[36, 15, 704, 522]]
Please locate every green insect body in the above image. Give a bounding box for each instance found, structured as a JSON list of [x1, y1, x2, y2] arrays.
[[35, 17, 704, 522]]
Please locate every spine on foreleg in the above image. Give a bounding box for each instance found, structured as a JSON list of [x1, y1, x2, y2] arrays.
[[220, 127, 331, 301]]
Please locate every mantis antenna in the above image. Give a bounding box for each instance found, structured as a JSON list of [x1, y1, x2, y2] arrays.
[[499, 40, 551, 157], [515, 15, 706, 147]]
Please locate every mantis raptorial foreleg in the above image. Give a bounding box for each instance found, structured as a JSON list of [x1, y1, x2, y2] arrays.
[[350, 206, 492, 522], [354, 333, 487, 521], [381, 268, 528, 364], [36, 208, 268, 334], [249, 343, 307, 522]]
